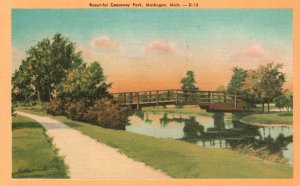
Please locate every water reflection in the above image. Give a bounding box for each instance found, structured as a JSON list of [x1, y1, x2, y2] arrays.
[[127, 111, 293, 164]]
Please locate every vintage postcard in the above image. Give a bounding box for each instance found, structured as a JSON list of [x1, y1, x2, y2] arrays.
[[0, 0, 299, 186]]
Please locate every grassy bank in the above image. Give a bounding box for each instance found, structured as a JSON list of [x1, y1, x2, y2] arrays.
[[12, 115, 69, 178], [17, 106, 292, 178], [240, 112, 293, 125]]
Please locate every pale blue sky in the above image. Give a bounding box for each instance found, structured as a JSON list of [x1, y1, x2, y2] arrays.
[[12, 9, 292, 48]]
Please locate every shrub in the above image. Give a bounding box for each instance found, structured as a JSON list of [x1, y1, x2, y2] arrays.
[[45, 98, 132, 130], [85, 99, 132, 130], [44, 99, 65, 116], [64, 99, 91, 121]]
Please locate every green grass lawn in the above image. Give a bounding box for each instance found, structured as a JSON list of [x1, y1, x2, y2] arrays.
[[16, 105, 293, 178], [240, 112, 293, 125], [12, 115, 69, 178], [17, 104, 48, 116]]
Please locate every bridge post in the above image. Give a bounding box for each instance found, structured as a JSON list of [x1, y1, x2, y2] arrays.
[[129, 92, 133, 105], [137, 92, 140, 110], [210, 92, 213, 108], [234, 93, 237, 109], [156, 91, 159, 105], [176, 90, 178, 104]]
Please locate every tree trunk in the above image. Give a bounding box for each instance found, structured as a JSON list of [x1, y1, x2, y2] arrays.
[[262, 102, 265, 112], [267, 101, 270, 112], [25, 95, 28, 106], [29, 95, 32, 106], [37, 90, 41, 104], [49, 89, 52, 101]]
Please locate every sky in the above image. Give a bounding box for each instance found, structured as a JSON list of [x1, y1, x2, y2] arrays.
[[12, 9, 293, 92]]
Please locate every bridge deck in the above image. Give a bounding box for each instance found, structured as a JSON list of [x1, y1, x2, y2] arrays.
[[112, 89, 243, 112]]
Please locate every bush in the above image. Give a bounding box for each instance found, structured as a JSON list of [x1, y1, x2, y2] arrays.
[[45, 98, 132, 130], [64, 99, 92, 121], [85, 99, 132, 130], [44, 99, 65, 116]]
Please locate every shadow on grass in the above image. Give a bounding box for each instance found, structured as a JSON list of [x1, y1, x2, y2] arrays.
[[12, 121, 42, 131]]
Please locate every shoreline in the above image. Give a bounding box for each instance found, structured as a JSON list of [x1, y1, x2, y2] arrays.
[[239, 119, 293, 128]]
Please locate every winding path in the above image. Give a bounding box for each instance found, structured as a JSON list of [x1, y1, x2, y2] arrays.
[[17, 111, 171, 179]]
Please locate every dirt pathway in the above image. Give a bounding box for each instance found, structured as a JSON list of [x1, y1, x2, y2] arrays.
[[17, 111, 171, 179]]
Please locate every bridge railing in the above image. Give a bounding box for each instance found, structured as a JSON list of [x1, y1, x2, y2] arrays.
[[112, 89, 242, 110]]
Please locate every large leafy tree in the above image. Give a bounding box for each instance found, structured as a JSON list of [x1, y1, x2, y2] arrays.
[[56, 62, 111, 100], [12, 33, 83, 103], [241, 62, 285, 111], [258, 63, 285, 111]]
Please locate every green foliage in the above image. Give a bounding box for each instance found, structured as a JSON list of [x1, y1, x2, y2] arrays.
[[57, 62, 111, 100], [229, 62, 286, 111], [227, 67, 247, 94], [241, 69, 263, 109], [274, 91, 293, 111], [12, 33, 83, 103], [12, 59, 35, 105], [180, 70, 199, 90], [258, 63, 285, 107], [12, 115, 68, 178]]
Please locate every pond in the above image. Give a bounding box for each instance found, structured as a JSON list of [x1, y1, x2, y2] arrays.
[[126, 111, 293, 165]]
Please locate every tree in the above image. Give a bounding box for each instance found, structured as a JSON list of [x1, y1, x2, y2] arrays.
[[12, 33, 83, 103], [274, 90, 293, 111], [227, 67, 247, 94], [12, 59, 35, 105], [241, 69, 263, 110], [258, 63, 285, 112], [180, 70, 199, 102], [241, 62, 285, 112], [180, 70, 198, 90], [56, 62, 111, 100]]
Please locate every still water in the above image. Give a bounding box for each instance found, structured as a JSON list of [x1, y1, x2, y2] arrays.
[[126, 111, 293, 164]]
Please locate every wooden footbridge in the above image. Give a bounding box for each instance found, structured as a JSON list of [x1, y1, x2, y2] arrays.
[[112, 89, 243, 112]]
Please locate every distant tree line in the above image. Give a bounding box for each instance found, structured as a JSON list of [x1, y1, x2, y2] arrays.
[[179, 63, 292, 112]]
